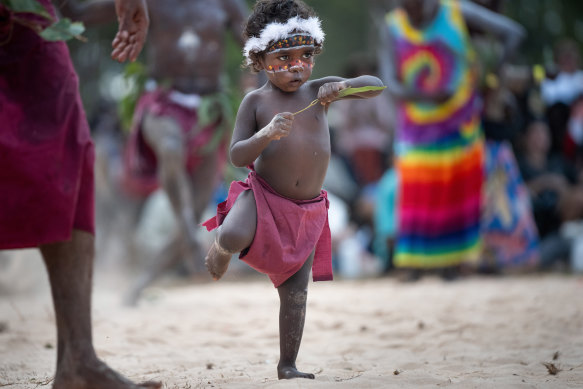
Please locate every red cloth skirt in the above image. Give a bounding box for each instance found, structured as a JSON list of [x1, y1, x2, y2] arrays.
[[121, 88, 228, 198], [0, 17, 94, 249], [203, 171, 333, 287]]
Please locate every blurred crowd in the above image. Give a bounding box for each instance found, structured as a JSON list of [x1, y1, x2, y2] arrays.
[[322, 3, 583, 279]]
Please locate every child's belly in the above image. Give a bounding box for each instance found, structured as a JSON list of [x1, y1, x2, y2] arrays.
[[255, 136, 331, 200]]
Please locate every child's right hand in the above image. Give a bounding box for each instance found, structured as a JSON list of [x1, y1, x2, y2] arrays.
[[263, 113, 294, 140]]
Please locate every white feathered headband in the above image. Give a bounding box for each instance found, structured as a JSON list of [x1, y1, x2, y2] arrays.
[[243, 16, 325, 65]]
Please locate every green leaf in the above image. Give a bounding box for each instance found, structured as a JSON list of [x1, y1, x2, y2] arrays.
[[293, 85, 386, 116], [337, 85, 387, 98], [39, 18, 85, 41], [5, 0, 50, 18]]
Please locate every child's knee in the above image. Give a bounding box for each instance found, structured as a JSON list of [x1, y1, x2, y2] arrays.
[[217, 225, 251, 253]]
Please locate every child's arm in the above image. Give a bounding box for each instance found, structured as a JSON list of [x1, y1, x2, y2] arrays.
[[311, 75, 385, 106], [229, 93, 294, 168]]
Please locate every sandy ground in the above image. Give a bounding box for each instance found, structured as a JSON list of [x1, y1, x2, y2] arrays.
[[1, 251, 583, 388]]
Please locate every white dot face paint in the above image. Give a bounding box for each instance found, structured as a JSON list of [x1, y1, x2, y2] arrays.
[[177, 29, 201, 62]]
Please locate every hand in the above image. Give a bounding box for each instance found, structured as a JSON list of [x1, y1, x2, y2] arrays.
[[318, 81, 348, 105], [111, 0, 149, 63], [261, 113, 294, 141]]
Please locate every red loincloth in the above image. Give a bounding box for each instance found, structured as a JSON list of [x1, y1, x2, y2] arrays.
[[122, 88, 228, 198], [203, 171, 333, 287], [0, 5, 95, 250]]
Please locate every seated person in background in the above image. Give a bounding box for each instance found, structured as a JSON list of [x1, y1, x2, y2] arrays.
[[541, 39, 583, 155], [518, 120, 583, 267]]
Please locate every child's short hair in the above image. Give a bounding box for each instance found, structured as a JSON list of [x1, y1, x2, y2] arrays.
[[243, 0, 324, 72]]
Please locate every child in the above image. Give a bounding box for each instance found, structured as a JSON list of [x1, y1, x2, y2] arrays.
[[203, 0, 384, 380]]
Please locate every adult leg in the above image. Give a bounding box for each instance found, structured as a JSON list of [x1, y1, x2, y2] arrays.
[[125, 113, 203, 301], [40, 230, 160, 389], [205, 190, 257, 280], [142, 113, 199, 251], [123, 231, 184, 306], [277, 252, 315, 380]]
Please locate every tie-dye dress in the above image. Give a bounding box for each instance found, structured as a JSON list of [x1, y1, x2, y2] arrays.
[[386, 0, 483, 268]]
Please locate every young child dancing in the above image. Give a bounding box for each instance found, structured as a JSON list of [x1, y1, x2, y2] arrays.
[[203, 0, 384, 380]]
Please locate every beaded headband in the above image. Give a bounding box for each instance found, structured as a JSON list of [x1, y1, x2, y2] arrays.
[[266, 34, 315, 54], [243, 16, 325, 65]]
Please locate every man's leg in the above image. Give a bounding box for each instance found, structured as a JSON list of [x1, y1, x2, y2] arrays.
[[124, 231, 184, 306], [40, 229, 160, 389], [276, 252, 315, 380], [124, 113, 202, 304], [142, 113, 199, 246]]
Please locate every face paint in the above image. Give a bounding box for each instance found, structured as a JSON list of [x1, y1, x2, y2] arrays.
[[265, 59, 314, 73]]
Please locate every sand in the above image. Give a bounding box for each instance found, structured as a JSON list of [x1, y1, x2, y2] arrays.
[[1, 253, 582, 388]]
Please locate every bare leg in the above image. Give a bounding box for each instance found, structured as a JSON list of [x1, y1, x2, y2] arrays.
[[277, 252, 315, 380], [123, 231, 184, 306], [142, 114, 201, 257], [40, 230, 161, 389], [205, 190, 257, 280]]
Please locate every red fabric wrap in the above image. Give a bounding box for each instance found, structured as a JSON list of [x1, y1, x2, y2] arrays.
[[122, 88, 227, 198], [203, 171, 333, 287], [0, 10, 95, 250]]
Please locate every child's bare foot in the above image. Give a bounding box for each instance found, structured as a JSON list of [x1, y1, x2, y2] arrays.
[[205, 240, 231, 280], [277, 365, 315, 380], [55, 357, 162, 388]]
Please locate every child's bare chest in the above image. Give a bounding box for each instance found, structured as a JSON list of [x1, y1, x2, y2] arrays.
[[258, 97, 329, 151]]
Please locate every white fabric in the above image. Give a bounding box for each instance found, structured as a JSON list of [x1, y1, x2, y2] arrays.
[[541, 71, 583, 106], [243, 16, 325, 64]]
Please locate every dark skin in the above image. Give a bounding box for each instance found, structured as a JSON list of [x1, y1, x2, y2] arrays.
[[23, 3, 159, 388], [40, 231, 161, 389], [59, 0, 248, 305], [378, 0, 525, 104], [205, 44, 383, 379], [62, 0, 247, 93], [111, 0, 149, 63]]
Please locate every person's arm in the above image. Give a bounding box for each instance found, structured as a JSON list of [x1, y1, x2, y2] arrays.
[[111, 0, 149, 63], [229, 92, 294, 167], [312, 75, 385, 105], [378, 23, 451, 103], [461, 1, 526, 73]]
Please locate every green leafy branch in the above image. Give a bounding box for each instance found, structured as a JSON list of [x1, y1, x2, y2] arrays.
[[1, 0, 85, 42], [292, 85, 387, 116]]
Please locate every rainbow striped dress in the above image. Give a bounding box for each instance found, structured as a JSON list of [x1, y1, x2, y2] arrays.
[[386, 0, 483, 268]]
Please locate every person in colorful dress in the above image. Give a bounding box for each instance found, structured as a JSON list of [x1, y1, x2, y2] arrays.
[[379, 0, 525, 280], [0, 0, 160, 387], [203, 0, 384, 379]]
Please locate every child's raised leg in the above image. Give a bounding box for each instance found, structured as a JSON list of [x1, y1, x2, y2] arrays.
[[277, 251, 315, 380], [205, 190, 257, 280]]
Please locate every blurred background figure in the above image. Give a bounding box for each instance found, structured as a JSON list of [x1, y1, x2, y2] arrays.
[[326, 57, 394, 278], [541, 39, 583, 157], [517, 120, 583, 269], [378, 0, 525, 281], [373, 148, 399, 274], [60, 0, 250, 305], [468, 0, 539, 273]]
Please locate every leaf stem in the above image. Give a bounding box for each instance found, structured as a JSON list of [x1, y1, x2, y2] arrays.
[[292, 99, 319, 116]]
